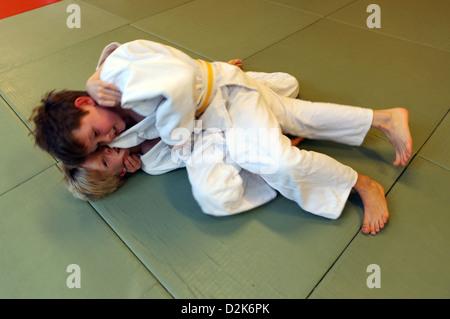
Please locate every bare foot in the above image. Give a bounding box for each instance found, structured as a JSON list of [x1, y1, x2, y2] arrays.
[[227, 59, 243, 68], [372, 108, 412, 166], [353, 174, 389, 235]]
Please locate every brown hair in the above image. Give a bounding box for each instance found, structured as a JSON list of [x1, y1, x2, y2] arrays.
[[30, 90, 90, 166], [62, 164, 125, 201]]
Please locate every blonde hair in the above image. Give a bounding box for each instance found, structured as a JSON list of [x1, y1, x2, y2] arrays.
[[62, 164, 125, 201]]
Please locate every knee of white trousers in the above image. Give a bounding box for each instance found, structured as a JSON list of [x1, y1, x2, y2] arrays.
[[246, 71, 300, 98], [239, 137, 358, 219], [282, 74, 300, 98], [192, 183, 245, 217], [190, 165, 245, 217]]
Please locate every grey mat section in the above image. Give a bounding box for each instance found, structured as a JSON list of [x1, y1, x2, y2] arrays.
[[1, 0, 448, 299], [0, 167, 171, 298], [0, 0, 126, 73], [133, 0, 321, 61], [309, 157, 450, 298], [0, 97, 54, 196], [329, 0, 450, 51]]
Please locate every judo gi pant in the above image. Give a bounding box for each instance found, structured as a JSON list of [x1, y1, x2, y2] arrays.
[[186, 72, 373, 219]]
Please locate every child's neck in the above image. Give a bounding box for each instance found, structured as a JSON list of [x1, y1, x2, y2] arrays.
[[128, 145, 142, 154]]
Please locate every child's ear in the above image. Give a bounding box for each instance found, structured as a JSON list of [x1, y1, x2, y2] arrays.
[[74, 96, 96, 109]]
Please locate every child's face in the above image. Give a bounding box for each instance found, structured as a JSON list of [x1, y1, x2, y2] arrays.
[[72, 100, 126, 154], [82, 147, 128, 177]]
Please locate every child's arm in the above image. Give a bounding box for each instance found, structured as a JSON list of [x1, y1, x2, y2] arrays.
[[87, 59, 242, 108], [86, 64, 122, 107]]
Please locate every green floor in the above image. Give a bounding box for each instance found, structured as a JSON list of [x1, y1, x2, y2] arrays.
[[0, 0, 448, 299]]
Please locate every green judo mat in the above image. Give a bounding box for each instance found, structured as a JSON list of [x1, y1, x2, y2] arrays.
[[0, 0, 449, 298]]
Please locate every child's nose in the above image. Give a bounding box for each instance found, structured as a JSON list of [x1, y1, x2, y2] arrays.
[[105, 129, 116, 143], [100, 134, 113, 145]]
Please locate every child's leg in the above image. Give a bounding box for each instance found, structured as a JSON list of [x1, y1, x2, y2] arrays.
[[253, 79, 412, 166], [238, 74, 372, 146], [229, 129, 357, 219], [225, 88, 359, 219], [226, 59, 300, 98], [266, 93, 374, 147], [227, 123, 389, 233], [224, 84, 393, 232], [186, 132, 276, 216], [245, 71, 303, 144], [245, 71, 300, 98]]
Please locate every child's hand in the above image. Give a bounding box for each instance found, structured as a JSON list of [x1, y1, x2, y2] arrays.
[[86, 66, 122, 107], [123, 153, 141, 174]]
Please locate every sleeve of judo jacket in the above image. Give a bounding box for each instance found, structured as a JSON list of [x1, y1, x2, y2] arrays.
[[100, 40, 197, 147]]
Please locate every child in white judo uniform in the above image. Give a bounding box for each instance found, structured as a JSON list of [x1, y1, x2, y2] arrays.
[[32, 40, 412, 235]]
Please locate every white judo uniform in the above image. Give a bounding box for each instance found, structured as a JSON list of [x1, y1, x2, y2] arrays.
[[100, 40, 373, 219]]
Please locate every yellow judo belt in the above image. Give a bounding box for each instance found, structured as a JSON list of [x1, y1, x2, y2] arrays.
[[195, 60, 214, 117]]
